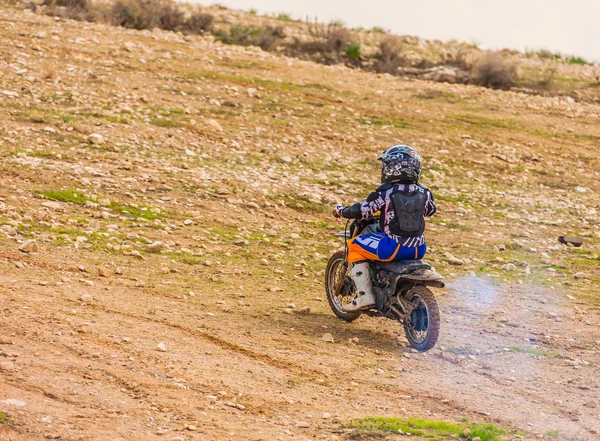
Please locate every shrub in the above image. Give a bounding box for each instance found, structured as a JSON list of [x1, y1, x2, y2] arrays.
[[255, 25, 285, 51], [216, 25, 285, 51], [537, 67, 557, 89], [183, 11, 213, 34], [536, 49, 562, 61], [108, 0, 185, 31], [566, 56, 587, 65], [306, 20, 353, 55], [155, 0, 184, 31], [471, 51, 516, 89], [43, 0, 99, 21], [377, 36, 406, 74], [110, 0, 145, 29], [345, 42, 361, 59]]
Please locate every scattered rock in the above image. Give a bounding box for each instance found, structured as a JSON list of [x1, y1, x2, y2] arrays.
[[2, 399, 26, 407], [88, 133, 105, 145], [0, 361, 16, 371], [502, 263, 517, 271], [297, 306, 310, 315], [42, 201, 62, 211], [19, 239, 38, 253], [296, 421, 310, 428], [156, 342, 167, 352], [321, 333, 334, 343], [183, 219, 193, 226], [206, 119, 223, 131], [558, 235, 584, 247], [145, 241, 165, 253], [80, 293, 93, 302]]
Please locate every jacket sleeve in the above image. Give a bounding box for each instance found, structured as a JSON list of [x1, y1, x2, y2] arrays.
[[341, 203, 362, 219], [425, 190, 436, 217], [359, 191, 386, 219]]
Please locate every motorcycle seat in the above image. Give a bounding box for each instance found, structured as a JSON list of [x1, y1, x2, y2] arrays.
[[375, 260, 431, 274]]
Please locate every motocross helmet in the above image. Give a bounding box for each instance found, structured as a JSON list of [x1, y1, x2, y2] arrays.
[[378, 145, 422, 183]]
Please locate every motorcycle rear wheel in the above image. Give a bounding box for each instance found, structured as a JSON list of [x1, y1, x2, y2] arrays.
[[325, 251, 360, 322], [402, 285, 440, 351]]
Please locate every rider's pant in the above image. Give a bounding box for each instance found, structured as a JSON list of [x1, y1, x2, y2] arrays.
[[347, 232, 426, 264]]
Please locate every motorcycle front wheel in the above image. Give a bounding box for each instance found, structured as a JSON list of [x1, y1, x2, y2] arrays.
[[325, 251, 360, 322], [402, 285, 440, 351]]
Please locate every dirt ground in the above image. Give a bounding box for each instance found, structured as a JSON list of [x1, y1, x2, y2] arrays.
[[0, 4, 599, 441]]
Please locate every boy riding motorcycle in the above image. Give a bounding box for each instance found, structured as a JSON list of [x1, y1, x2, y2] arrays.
[[333, 145, 436, 312]]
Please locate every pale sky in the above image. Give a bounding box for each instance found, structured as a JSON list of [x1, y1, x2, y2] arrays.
[[193, 0, 599, 61]]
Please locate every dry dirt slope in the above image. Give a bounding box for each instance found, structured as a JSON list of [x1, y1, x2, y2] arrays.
[[0, 3, 600, 441]]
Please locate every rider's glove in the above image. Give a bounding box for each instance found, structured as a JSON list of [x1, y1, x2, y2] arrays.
[[333, 205, 344, 218]]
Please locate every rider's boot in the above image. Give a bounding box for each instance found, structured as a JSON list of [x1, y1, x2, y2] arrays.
[[343, 262, 376, 312]]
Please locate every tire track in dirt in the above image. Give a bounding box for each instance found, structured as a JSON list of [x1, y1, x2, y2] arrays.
[[0, 251, 324, 377]]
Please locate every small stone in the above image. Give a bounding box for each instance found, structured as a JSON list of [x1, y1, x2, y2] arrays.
[[206, 119, 223, 131], [463, 429, 471, 437], [296, 421, 310, 428], [36, 31, 46, 38], [183, 219, 193, 226], [503, 263, 517, 271], [42, 201, 62, 210], [88, 133, 104, 145], [0, 361, 16, 371], [145, 241, 165, 253], [81, 294, 93, 302], [322, 412, 330, 419], [321, 333, 334, 343], [19, 239, 39, 253], [135, 280, 145, 287], [2, 399, 26, 407], [558, 235, 584, 247], [297, 306, 310, 315], [115, 267, 123, 275], [472, 438, 481, 441], [43, 126, 56, 134], [247, 87, 257, 97], [261, 258, 269, 265], [584, 401, 597, 408], [98, 268, 109, 277], [574, 272, 587, 279], [185, 425, 197, 431], [156, 342, 167, 352]]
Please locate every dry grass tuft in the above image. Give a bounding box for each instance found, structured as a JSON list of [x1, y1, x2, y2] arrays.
[[471, 51, 516, 90], [376, 36, 406, 74]]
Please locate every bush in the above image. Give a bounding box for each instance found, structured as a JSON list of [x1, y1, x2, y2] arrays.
[[183, 11, 213, 34], [536, 49, 562, 61], [566, 56, 587, 65], [307, 20, 352, 54], [43, 0, 99, 21], [471, 51, 516, 90], [109, 0, 184, 31], [377, 36, 406, 74], [216, 25, 285, 51], [345, 42, 361, 59]]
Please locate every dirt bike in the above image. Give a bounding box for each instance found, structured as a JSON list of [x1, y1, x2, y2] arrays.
[[325, 217, 444, 351]]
